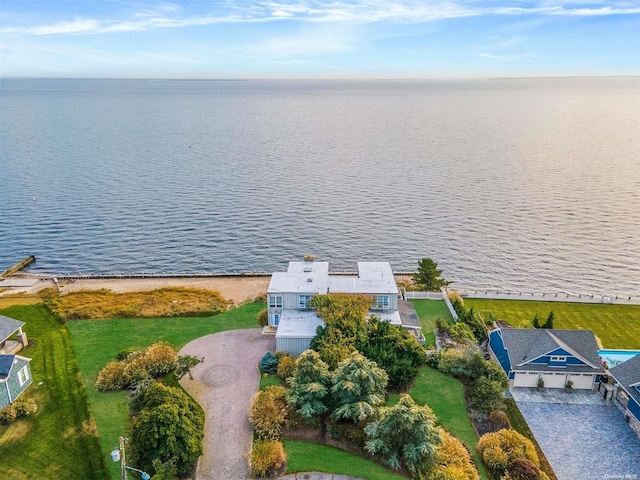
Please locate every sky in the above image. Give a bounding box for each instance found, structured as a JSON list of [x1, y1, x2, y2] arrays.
[[0, 0, 639, 78]]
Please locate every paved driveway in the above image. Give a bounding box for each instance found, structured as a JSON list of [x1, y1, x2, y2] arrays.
[[180, 329, 275, 480], [512, 388, 640, 480]]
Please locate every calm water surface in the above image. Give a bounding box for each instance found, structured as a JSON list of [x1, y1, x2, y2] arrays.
[[1, 78, 639, 296]]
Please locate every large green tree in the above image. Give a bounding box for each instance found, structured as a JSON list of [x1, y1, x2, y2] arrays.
[[412, 258, 451, 291], [129, 383, 204, 476], [286, 350, 332, 419], [331, 351, 388, 424], [310, 293, 372, 368], [358, 317, 425, 389], [365, 394, 441, 479]]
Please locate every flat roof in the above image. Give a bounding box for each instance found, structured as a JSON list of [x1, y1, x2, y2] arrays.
[[268, 261, 398, 295], [275, 311, 325, 338]]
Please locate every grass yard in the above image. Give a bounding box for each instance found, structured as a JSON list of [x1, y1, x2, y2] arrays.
[[408, 366, 489, 480], [67, 302, 263, 480], [464, 299, 640, 349], [410, 299, 453, 347], [284, 439, 408, 479], [0, 305, 108, 480], [259, 373, 284, 389]]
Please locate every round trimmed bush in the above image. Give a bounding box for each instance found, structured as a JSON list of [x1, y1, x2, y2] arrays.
[[96, 361, 127, 391], [259, 352, 279, 374], [249, 440, 286, 477]]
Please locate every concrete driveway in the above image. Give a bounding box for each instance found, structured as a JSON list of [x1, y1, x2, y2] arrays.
[[511, 388, 640, 480], [180, 329, 275, 480]]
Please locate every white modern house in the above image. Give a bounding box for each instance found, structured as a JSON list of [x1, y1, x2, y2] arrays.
[[267, 260, 422, 355]]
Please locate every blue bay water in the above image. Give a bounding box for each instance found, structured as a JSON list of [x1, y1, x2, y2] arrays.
[[0, 77, 639, 296]]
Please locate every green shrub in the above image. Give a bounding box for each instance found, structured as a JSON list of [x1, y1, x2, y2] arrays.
[[95, 360, 128, 391], [249, 440, 286, 477], [489, 410, 511, 431], [116, 348, 137, 361], [96, 342, 179, 391], [260, 352, 279, 374], [129, 383, 204, 476], [174, 354, 203, 380], [142, 342, 178, 377], [257, 307, 268, 327], [358, 317, 425, 389], [276, 355, 296, 381], [328, 421, 368, 448], [12, 398, 38, 417], [507, 458, 549, 480], [0, 405, 17, 424], [477, 429, 539, 477], [471, 376, 506, 414], [430, 429, 479, 480], [250, 386, 288, 440]]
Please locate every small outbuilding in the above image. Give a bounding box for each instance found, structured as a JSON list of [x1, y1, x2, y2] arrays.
[[0, 354, 33, 407]]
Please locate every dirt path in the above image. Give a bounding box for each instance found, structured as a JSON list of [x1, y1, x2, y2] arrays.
[[179, 329, 275, 480]]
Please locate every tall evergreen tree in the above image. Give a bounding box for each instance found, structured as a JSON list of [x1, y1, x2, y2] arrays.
[[331, 351, 388, 424], [532, 313, 540, 329], [542, 311, 555, 329], [412, 258, 451, 291], [365, 394, 441, 478], [286, 350, 332, 419]]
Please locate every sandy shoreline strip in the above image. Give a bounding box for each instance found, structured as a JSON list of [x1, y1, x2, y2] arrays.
[[2, 274, 413, 306]]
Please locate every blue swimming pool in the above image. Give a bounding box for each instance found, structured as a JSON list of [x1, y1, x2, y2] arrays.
[[598, 349, 640, 369]]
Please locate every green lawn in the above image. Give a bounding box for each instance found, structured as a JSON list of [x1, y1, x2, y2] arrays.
[[408, 366, 489, 480], [0, 305, 108, 480], [259, 373, 284, 389], [410, 299, 453, 347], [284, 439, 408, 479], [464, 299, 640, 349], [67, 302, 263, 479]]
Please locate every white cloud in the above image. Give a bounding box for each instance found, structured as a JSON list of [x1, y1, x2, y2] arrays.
[[1, 1, 639, 36]]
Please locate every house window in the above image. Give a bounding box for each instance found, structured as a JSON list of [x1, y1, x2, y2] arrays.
[[550, 356, 566, 362], [298, 295, 312, 309], [269, 295, 283, 308], [18, 366, 29, 386], [372, 295, 390, 310]]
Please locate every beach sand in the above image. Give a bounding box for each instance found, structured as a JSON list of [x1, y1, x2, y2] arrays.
[[1, 274, 413, 306]]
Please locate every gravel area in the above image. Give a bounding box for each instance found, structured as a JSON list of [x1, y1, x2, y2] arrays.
[[512, 388, 640, 480], [179, 329, 275, 480]]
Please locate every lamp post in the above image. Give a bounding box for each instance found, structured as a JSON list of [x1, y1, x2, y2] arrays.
[[111, 437, 151, 480]]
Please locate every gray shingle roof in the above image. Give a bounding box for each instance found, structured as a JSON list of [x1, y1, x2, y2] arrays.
[[0, 315, 25, 343], [0, 354, 16, 378], [609, 354, 640, 406], [501, 328, 605, 373]]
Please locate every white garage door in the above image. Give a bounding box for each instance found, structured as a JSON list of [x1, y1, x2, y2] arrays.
[[567, 373, 594, 390], [514, 372, 540, 387], [541, 372, 567, 388]]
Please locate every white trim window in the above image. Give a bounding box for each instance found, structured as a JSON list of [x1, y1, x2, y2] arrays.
[[269, 295, 283, 309], [550, 356, 567, 362], [18, 365, 29, 386], [372, 295, 390, 310], [298, 295, 312, 309]]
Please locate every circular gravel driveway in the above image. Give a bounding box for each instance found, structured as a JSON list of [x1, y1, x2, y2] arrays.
[[179, 329, 275, 480]]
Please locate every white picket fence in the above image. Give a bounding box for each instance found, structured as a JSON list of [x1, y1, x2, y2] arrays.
[[403, 288, 459, 321]]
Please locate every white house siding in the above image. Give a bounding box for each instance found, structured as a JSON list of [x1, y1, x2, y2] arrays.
[[276, 337, 313, 356]]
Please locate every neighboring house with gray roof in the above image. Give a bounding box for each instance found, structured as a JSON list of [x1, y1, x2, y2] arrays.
[[609, 354, 640, 436], [268, 260, 422, 355], [489, 327, 605, 390], [0, 315, 28, 355], [0, 354, 33, 408]]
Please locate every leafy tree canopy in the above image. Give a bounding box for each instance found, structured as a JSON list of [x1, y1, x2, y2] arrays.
[[129, 383, 204, 476], [412, 258, 451, 292]]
